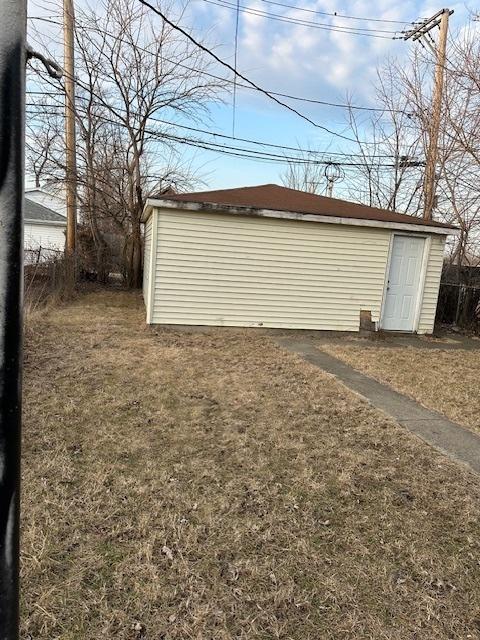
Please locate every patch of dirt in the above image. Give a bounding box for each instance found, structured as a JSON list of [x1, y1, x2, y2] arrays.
[[22, 291, 480, 639]]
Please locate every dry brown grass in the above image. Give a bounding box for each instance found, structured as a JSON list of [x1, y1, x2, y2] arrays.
[[320, 343, 480, 434], [22, 291, 480, 639]]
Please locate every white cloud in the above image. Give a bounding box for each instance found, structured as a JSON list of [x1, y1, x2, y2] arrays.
[[224, 0, 418, 103], [186, 0, 473, 130]]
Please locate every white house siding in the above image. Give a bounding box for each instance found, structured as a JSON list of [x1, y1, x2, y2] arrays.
[[418, 235, 446, 334], [146, 209, 447, 332], [24, 222, 66, 255], [143, 216, 153, 303], [148, 209, 401, 331]]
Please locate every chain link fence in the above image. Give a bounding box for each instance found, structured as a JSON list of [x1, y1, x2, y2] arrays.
[[24, 243, 125, 312], [24, 247, 75, 312]]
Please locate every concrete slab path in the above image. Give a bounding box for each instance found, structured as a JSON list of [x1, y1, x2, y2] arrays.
[[276, 337, 480, 475]]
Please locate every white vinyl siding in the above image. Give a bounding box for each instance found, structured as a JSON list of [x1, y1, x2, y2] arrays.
[[417, 235, 445, 334], [145, 208, 447, 332], [149, 209, 396, 331], [143, 216, 153, 302], [24, 222, 66, 255]]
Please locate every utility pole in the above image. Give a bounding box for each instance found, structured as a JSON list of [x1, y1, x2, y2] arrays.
[[0, 1, 26, 638], [64, 0, 77, 254], [325, 178, 334, 198], [404, 8, 453, 220], [324, 162, 344, 198]]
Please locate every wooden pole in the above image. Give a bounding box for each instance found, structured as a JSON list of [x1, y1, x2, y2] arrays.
[[64, 0, 76, 254], [423, 9, 449, 220], [0, 1, 25, 637]]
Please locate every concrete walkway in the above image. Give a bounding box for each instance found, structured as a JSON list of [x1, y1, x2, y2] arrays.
[[276, 337, 480, 475]]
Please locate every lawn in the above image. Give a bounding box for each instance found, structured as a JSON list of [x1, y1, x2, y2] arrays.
[[320, 342, 480, 434], [22, 291, 480, 639]]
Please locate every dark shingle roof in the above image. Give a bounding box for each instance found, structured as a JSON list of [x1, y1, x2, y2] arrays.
[[25, 197, 66, 223], [154, 184, 455, 230]]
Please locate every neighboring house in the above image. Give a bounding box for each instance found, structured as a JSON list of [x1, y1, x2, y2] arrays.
[[25, 187, 66, 218], [24, 197, 67, 260], [141, 184, 458, 334]]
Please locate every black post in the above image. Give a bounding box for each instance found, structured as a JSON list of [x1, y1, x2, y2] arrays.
[[0, 1, 26, 638]]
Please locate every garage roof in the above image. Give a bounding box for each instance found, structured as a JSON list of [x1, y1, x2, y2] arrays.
[[145, 184, 457, 233]]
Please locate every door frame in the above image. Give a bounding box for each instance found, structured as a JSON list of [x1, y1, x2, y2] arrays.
[[379, 232, 431, 332]]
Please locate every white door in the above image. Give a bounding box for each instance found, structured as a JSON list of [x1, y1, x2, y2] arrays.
[[382, 235, 425, 332]]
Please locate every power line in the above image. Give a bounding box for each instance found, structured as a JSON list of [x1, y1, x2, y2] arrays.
[[25, 106, 403, 168], [202, 0, 399, 38], [26, 7, 415, 175], [26, 65, 415, 179], [208, 0, 401, 34], [137, 0, 376, 142], [26, 46, 419, 161], [27, 15, 407, 114], [256, 0, 418, 25], [26, 69, 410, 174], [25, 98, 407, 159], [28, 3, 408, 33], [31, 0, 63, 12]]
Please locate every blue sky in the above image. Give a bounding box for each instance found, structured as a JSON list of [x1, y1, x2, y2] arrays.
[[27, 0, 472, 192], [179, 0, 471, 190]]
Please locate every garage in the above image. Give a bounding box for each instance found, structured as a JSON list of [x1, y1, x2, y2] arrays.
[[141, 184, 457, 333]]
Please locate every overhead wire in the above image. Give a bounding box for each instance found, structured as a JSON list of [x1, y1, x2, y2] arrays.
[[24, 104, 412, 170], [25, 3, 420, 170], [26, 94, 413, 176], [255, 0, 418, 25], [28, 0, 418, 26], [25, 94, 410, 160], [24, 26, 419, 169], [26, 15, 408, 114], [136, 0, 381, 143], [201, 0, 400, 38]]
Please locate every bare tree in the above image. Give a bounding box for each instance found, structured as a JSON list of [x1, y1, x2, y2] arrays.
[[26, 0, 223, 287], [25, 116, 64, 189], [71, 0, 223, 287], [340, 31, 480, 281], [281, 147, 328, 194], [341, 64, 426, 215]]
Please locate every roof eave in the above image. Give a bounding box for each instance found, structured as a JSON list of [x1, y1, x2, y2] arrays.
[[143, 198, 459, 236], [141, 201, 154, 223], [24, 217, 67, 226]]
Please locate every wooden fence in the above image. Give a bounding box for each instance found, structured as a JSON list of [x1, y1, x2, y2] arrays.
[[436, 282, 480, 332]]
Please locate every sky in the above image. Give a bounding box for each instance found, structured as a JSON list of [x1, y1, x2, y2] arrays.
[[26, 0, 472, 194]]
